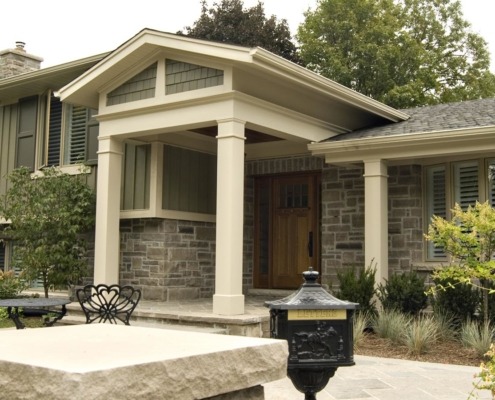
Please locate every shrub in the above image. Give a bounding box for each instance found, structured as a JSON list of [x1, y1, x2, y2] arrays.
[[0, 270, 27, 299], [336, 263, 377, 317], [432, 277, 480, 328], [372, 309, 411, 344], [353, 312, 370, 351], [377, 271, 428, 315], [460, 319, 495, 357], [472, 343, 495, 396], [403, 315, 439, 355], [433, 311, 457, 341]]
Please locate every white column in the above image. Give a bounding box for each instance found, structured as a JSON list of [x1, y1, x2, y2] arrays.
[[364, 159, 389, 286], [213, 119, 246, 315], [93, 136, 123, 285]]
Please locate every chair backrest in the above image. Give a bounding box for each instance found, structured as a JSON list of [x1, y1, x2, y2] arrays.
[[76, 284, 141, 325]]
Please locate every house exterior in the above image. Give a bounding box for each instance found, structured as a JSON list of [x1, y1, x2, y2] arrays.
[[1, 29, 495, 315]]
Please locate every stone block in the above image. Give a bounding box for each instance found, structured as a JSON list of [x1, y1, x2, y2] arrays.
[[0, 325, 288, 400]]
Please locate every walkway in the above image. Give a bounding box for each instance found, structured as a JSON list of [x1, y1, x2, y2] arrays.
[[264, 355, 489, 400]]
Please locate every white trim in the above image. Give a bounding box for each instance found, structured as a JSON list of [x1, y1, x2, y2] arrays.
[[119, 209, 216, 223]]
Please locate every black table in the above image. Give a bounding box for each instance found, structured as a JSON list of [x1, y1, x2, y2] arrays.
[[0, 298, 71, 329]]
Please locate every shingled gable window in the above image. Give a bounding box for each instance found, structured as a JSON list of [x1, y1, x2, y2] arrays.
[[425, 159, 495, 260], [44, 93, 99, 167]]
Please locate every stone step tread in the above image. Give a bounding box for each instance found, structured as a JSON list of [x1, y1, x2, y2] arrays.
[[61, 315, 227, 334]]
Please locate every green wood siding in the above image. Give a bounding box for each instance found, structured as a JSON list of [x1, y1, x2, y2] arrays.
[[162, 145, 216, 214], [166, 59, 223, 95], [121, 143, 151, 210], [107, 63, 157, 106]]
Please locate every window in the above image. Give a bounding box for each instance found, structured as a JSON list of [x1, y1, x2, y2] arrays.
[[43, 93, 99, 167], [425, 159, 495, 260]]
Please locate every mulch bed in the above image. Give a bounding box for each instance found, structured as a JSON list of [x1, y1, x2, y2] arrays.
[[356, 333, 483, 367]]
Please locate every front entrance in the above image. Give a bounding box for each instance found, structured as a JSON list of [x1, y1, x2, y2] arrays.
[[254, 173, 320, 289]]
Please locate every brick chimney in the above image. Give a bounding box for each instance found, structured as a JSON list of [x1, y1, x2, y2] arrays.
[[0, 42, 43, 79]]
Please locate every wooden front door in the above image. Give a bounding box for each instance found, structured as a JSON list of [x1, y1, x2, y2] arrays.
[[254, 173, 320, 289]]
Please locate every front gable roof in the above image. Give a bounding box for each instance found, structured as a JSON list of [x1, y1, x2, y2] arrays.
[[57, 29, 408, 135]]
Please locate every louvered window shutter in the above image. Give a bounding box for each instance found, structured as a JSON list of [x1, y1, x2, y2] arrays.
[[16, 96, 38, 171], [454, 161, 479, 210], [47, 96, 62, 166], [426, 166, 447, 259], [0, 243, 5, 271], [65, 105, 88, 164], [488, 161, 495, 207]]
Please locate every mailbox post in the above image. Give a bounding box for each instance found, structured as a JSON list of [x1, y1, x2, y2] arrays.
[[265, 267, 358, 400]]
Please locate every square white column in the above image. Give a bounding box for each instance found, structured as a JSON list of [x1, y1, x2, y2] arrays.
[[213, 119, 246, 315], [94, 136, 123, 285], [364, 159, 389, 286]]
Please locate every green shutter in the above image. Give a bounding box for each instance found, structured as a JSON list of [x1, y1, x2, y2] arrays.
[[16, 96, 38, 170], [0, 243, 5, 271], [65, 106, 88, 164]]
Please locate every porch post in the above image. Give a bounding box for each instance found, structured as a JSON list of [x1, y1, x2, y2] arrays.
[[93, 136, 123, 285], [363, 159, 388, 286], [213, 119, 246, 315]]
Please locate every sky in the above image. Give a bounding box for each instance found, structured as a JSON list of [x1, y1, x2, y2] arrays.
[[0, 0, 494, 71]]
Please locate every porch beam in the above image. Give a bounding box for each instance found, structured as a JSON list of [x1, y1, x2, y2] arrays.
[[94, 136, 123, 285], [213, 119, 246, 315], [363, 159, 388, 286]]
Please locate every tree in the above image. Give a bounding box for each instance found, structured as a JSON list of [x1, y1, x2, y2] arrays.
[[297, 0, 495, 109], [0, 167, 96, 298], [426, 201, 495, 324], [179, 0, 299, 63]]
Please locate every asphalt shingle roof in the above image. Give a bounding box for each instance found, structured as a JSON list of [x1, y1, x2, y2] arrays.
[[329, 97, 495, 142]]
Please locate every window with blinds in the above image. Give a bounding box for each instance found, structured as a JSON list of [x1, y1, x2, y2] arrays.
[[453, 161, 479, 210], [61, 105, 99, 165], [488, 161, 495, 207], [425, 166, 447, 260]]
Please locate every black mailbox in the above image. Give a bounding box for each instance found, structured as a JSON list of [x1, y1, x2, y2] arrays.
[[265, 267, 358, 400]]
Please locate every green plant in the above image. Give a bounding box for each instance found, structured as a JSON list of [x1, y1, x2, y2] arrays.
[[372, 309, 411, 345], [472, 343, 495, 398], [0, 270, 27, 299], [0, 307, 8, 321], [426, 201, 495, 324], [432, 311, 457, 342], [377, 271, 428, 315], [403, 315, 439, 356], [336, 263, 377, 317], [431, 277, 480, 328], [353, 312, 370, 351], [460, 319, 495, 358], [0, 166, 96, 298]]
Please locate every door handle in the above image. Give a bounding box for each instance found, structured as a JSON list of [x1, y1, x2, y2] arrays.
[[307, 231, 313, 257]]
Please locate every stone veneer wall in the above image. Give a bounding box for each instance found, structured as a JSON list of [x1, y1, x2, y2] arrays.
[[320, 163, 424, 289], [112, 160, 422, 301], [119, 218, 216, 301]]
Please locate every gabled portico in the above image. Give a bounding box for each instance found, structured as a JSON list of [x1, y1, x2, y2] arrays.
[[57, 29, 406, 315]]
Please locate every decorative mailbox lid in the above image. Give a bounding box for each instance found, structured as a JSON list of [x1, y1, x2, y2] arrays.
[[265, 267, 359, 311]]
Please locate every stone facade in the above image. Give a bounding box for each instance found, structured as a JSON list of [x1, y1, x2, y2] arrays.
[[113, 158, 423, 301], [119, 218, 216, 301]]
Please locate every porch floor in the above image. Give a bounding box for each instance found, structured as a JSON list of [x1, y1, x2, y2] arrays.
[[62, 292, 292, 337]]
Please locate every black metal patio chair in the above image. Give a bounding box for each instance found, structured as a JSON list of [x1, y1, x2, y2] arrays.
[[76, 284, 141, 325]]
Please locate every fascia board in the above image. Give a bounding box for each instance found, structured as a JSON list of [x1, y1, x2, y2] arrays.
[[250, 48, 409, 123], [309, 125, 495, 163]]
